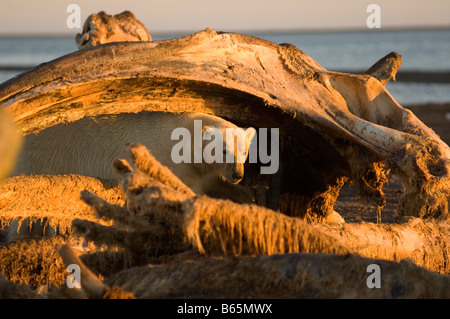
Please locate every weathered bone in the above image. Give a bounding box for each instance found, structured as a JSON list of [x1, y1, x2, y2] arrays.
[[364, 51, 402, 84], [60, 143, 450, 298], [1, 142, 448, 298], [57, 244, 134, 299], [102, 253, 450, 299], [0, 108, 21, 180], [58, 245, 106, 298], [75, 144, 449, 273], [1, 28, 448, 220], [0, 174, 123, 242], [76, 11, 151, 50], [55, 245, 450, 299]]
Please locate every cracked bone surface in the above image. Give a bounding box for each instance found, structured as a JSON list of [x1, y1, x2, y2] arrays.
[[0, 28, 448, 220], [0, 108, 21, 180]]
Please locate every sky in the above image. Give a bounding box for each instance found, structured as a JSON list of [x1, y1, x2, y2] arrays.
[[0, 0, 449, 35]]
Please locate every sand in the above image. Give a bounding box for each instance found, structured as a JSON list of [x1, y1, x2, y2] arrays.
[[407, 103, 450, 146], [335, 102, 450, 223]]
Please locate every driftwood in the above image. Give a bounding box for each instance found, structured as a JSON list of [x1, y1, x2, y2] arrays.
[[1, 27, 448, 221]]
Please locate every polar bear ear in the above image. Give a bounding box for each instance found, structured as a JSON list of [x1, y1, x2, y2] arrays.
[[202, 126, 216, 139], [245, 127, 257, 143]]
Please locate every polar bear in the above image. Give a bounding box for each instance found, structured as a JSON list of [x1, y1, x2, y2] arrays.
[[13, 111, 256, 202]]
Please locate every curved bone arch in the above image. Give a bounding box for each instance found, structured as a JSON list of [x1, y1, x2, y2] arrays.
[[0, 28, 449, 221]]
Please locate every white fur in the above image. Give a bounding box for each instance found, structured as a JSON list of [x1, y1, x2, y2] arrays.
[[14, 111, 256, 195]]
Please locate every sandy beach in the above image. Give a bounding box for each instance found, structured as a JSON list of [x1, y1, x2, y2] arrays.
[[407, 103, 450, 145], [335, 101, 450, 223]]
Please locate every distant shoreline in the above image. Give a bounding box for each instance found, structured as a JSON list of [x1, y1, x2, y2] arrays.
[[394, 71, 450, 84], [0, 65, 35, 71], [0, 25, 449, 38]]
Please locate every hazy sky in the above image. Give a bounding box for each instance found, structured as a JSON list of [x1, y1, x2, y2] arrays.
[[0, 0, 449, 35]]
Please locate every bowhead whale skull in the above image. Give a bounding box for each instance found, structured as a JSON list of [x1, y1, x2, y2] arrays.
[[0, 28, 448, 221]]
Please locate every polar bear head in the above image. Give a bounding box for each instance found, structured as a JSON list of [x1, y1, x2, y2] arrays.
[[171, 113, 257, 185], [202, 125, 256, 184]]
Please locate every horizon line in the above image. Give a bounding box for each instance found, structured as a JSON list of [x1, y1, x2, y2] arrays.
[[0, 24, 449, 38]]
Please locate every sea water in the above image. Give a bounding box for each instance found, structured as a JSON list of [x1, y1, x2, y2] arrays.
[[1, 28, 449, 105]]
